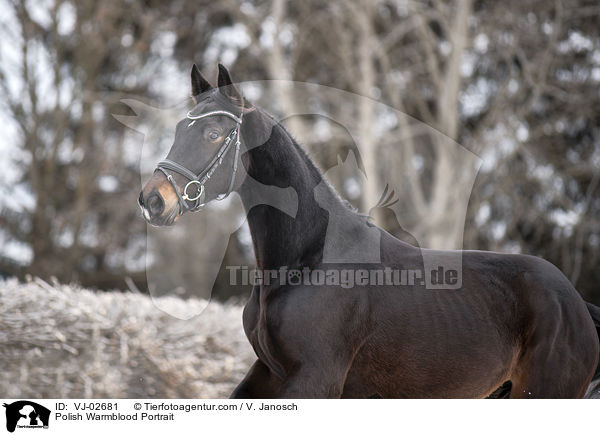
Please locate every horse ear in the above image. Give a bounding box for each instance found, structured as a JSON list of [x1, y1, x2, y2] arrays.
[[191, 64, 212, 102], [217, 63, 243, 104]]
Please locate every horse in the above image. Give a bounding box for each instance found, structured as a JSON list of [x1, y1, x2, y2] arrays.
[[138, 63, 600, 398]]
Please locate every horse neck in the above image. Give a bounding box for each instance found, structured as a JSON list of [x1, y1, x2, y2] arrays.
[[238, 111, 341, 271]]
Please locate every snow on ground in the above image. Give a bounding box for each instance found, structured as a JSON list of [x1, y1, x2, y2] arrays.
[[0, 278, 255, 398]]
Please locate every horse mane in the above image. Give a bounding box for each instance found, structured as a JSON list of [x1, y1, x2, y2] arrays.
[[262, 110, 359, 214]]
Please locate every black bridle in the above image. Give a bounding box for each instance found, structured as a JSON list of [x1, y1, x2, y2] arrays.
[[155, 109, 243, 215]]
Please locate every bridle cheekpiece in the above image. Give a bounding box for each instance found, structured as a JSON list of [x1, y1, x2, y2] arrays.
[[155, 108, 243, 215]]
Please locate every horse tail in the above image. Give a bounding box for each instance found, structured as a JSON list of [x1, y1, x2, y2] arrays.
[[586, 302, 600, 382]]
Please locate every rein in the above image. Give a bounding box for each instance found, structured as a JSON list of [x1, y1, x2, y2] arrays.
[[155, 109, 243, 215]]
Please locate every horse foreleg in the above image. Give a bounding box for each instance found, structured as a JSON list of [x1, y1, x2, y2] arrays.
[[230, 359, 283, 399], [278, 364, 348, 399]]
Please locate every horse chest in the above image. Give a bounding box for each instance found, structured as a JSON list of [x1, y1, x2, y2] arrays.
[[242, 290, 273, 353], [242, 287, 289, 379]]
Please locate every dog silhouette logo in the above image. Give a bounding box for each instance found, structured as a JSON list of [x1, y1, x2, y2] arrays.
[[3, 401, 50, 433]]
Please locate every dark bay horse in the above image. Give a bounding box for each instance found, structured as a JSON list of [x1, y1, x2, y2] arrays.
[[139, 64, 600, 398]]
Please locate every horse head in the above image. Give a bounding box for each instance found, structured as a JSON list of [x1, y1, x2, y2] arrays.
[[139, 64, 252, 226]]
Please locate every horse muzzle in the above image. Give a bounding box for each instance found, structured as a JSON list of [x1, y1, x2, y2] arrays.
[[139, 173, 182, 226]]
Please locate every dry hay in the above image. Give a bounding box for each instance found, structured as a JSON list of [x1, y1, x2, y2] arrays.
[[0, 278, 254, 398]]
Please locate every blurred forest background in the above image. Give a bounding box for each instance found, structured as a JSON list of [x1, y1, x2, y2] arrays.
[[1, 0, 599, 304]]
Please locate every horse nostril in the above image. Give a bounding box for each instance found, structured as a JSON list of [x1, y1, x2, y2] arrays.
[[138, 191, 145, 207], [147, 193, 164, 216]]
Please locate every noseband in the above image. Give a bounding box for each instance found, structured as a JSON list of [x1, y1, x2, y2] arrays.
[[155, 109, 243, 215]]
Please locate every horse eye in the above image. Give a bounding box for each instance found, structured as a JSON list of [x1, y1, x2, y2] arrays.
[[208, 131, 220, 140]]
